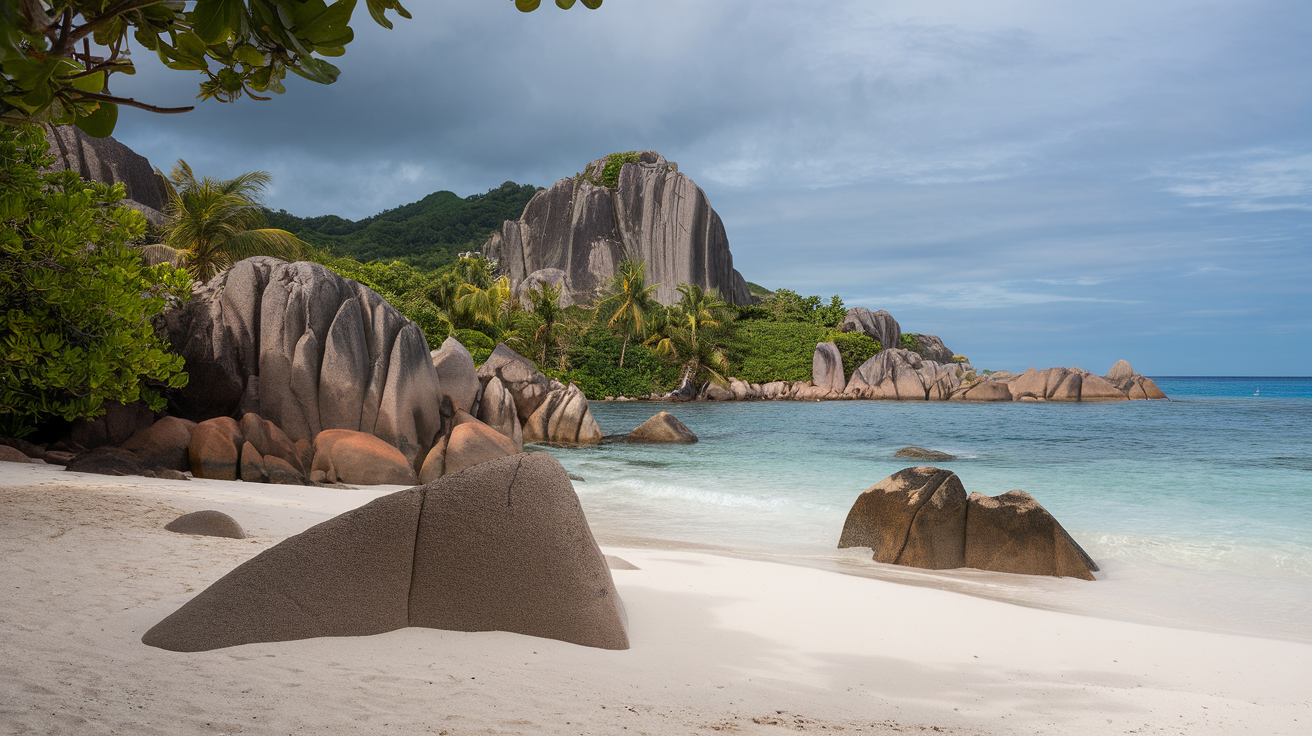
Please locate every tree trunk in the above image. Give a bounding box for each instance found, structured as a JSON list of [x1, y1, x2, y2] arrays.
[[620, 334, 628, 368]]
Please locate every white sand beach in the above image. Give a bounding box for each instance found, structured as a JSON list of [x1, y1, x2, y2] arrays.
[[1, 462, 1308, 735]]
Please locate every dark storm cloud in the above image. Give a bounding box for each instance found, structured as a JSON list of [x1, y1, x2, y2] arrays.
[[107, 0, 1312, 373]]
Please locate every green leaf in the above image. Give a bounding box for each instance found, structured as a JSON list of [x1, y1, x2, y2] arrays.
[[74, 102, 118, 138], [556, 0, 576, 8], [299, 0, 357, 45], [515, 0, 541, 11], [70, 71, 105, 94], [581, 0, 602, 8], [289, 56, 340, 84], [192, 0, 244, 44], [233, 44, 266, 67]]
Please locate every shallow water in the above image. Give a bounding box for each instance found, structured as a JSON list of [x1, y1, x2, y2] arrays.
[[536, 377, 1312, 642]]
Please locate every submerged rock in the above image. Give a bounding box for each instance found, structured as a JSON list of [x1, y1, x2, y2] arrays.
[[893, 447, 957, 461]]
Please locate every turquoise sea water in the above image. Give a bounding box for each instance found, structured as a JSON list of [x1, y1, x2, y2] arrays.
[[537, 377, 1312, 642]]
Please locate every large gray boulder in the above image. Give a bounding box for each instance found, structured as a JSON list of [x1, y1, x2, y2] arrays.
[[845, 348, 962, 400], [910, 334, 954, 363], [476, 376, 524, 451], [513, 268, 572, 307], [41, 124, 171, 225], [522, 383, 603, 446], [812, 342, 845, 392], [162, 258, 443, 466], [483, 151, 751, 307], [142, 453, 628, 651], [431, 336, 480, 416], [476, 343, 558, 424], [964, 490, 1099, 580], [840, 308, 901, 352]]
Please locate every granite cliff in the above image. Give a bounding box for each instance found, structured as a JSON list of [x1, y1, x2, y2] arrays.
[[482, 151, 752, 307]]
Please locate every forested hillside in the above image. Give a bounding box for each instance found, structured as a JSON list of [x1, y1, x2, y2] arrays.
[[265, 181, 539, 271]]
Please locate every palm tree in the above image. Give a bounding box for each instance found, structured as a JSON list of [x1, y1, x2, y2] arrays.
[[527, 281, 562, 366], [599, 259, 658, 368], [647, 282, 733, 392], [674, 283, 728, 338], [158, 160, 305, 282]]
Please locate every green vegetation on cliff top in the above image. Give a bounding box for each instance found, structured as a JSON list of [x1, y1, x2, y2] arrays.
[[265, 181, 539, 271]]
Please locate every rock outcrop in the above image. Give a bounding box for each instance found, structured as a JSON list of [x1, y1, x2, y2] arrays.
[[311, 429, 418, 486], [165, 510, 246, 539], [121, 417, 197, 472], [894, 447, 957, 461], [514, 268, 572, 307], [477, 344, 602, 446], [477, 376, 524, 452], [431, 336, 480, 416], [838, 466, 1098, 580], [840, 308, 902, 352], [441, 421, 518, 476], [1105, 360, 1168, 400], [0, 445, 34, 464], [189, 417, 243, 481], [812, 342, 845, 393], [845, 349, 969, 401], [909, 334, 954, 363], [483, 151, 751, 307], [41, 124, 172, 225], [624, 412, 698, 444], [142, 453, 628, 651], [162, 257, 443, 466]]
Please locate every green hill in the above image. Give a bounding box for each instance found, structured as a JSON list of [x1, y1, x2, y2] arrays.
[[265, 181, 540, 271]]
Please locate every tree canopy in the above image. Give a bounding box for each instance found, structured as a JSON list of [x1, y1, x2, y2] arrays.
[[1, 0, 601, 137]]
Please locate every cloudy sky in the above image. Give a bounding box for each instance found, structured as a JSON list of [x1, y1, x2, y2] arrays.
[[112, 0, 1311, 375]]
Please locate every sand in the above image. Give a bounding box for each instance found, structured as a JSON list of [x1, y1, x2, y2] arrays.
[[1, 461, 1309, 735]]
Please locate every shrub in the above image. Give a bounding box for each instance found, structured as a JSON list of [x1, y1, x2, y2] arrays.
[[600, 151, 642, 188], [718, 321, 831, 383], [831, 332, 880, 379], [564, 327, 678, 398], [0, 125, 192, 436], [899, 333, 919, 351]]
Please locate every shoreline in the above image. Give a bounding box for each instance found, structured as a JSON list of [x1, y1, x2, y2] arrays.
[[2, 463, 1310, 734]]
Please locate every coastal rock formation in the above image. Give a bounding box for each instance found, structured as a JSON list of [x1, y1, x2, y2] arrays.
[[161, 257, 443, 466], [311, 429, 418, 486], [1105, 360, 1168, 400], [431, 337, 480, 416], [165, 510, 246, 539], [442, 421, 518, 476], [64, 447, 148, 476], [838, 467, 968, 570], [909, 334, 954, 363], [42, 124, 172, 225], [482, 151, 751, 307], [477, 376, 524, 452], [0, 445, 32, 464], [69, 401, 156, 451], [522, 384, 603, 446], [812, 342, 845, 392], [120, 416, 197, 471], [838, 466, 1098, 579], [840, 308, 901, 352], [845, 349, 967, 401], [894, 447, 957, 461], [964, 490, 1100, 580], [142, 453, 628, 651], [189, 417, 243, 481], [625, 412, 698, 444], [238, 413, 303, 474], [478, 344, 602, 445]]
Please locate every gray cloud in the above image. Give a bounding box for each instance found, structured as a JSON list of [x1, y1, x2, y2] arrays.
[[104, 0, 1311, 374]]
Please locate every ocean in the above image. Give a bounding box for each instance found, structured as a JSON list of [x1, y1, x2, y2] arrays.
[[536, 377, 1312, 642]]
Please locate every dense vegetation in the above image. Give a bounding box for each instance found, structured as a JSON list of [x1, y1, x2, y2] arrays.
[[0, 125, 191, 437], [266, 181, 540, 271]]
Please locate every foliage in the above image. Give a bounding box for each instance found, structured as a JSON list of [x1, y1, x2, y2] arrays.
[[760, 288, 845, 327], [307, 249, 453, 349], [830, 331, 879, 379], [717, 320, 831, 384], [951, 354, 969, 364], [512, 0, 601, 12], [1, 0, 413, 135], [0, 124, 191, 436], [525, 281, 562, 366], [599, 150, 640, 188], [597, 259, 657, 368], [161, 160, 305, 282], [264, 181, 539, 271], [745, 281, 774, 301], [564, 326, 677, 399], [898, 333, 919, 351]]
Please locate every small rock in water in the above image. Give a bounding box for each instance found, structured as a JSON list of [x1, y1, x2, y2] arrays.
[[893, 446, 957, 461], [567, 473, 585, 482]]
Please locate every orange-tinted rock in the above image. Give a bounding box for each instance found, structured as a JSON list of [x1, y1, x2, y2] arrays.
[[311, 429, 418, 486], [188, 417, 243, 481], [418, 436, 447, 484], [444, 421, 517, 476], [122, 416, 197, 471], [240, 441, 267, 483]]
